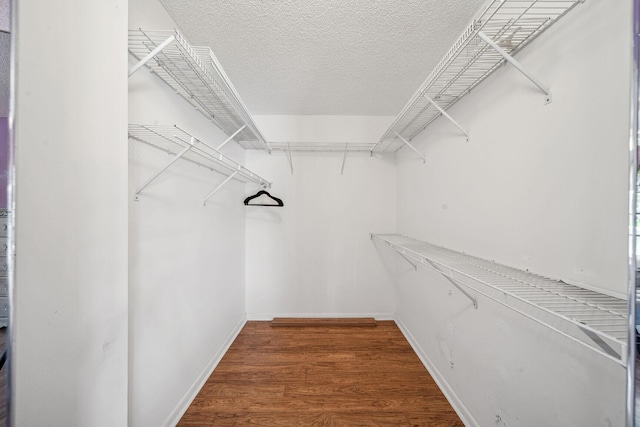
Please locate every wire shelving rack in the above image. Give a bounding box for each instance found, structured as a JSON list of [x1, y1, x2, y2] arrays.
[[371, 234, 627, 366], [129, 124, 271, 200], [375, 0, 583, 153], [128, 29, 269, 150], [268, 142, 377, 153]]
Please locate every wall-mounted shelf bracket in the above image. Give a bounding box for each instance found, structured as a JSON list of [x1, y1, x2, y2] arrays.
[[341, 144, 348, 175], [217, 125, 247, 151], [128, 35, 176, 77], [579, 328, 622, 361], [394, 132, 426, 163], [477, 31, 552, 104], [422, 95, 469, 141], [371, 233, 476, 308], [135, 136, 195, 199], [286, 144, 294, 175], [203, 171, 238, 205], [423, 258, 478, 309], [398, 252, 418, 271]]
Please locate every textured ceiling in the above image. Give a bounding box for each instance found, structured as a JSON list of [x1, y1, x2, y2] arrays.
[[158, 0, 486, 116]]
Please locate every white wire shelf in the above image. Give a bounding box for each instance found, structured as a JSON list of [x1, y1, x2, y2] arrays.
[[128, 29, 269, 150], [128, 124, 271, 199], [375, 0, 583, 152], [268, 142, 377, 153], [268, 142, 376, 175], [371, 234, 628, 366]]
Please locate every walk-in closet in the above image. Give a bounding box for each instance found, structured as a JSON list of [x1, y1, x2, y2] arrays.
[[3, 0, 639, 425]]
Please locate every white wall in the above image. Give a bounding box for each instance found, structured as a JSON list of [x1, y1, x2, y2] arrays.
[[392, 1, 631, 426], [0, 32, 9, 118], [12, 1, 128, 426], [128, 0, 248, 425], [0, 0, 8, 33], [245, 115, 397, 319]]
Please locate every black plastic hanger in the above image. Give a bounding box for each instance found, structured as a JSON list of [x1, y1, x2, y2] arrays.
[[243, 190, 284, 207]]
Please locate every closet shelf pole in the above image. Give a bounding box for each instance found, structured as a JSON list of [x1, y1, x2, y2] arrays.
[[422, 95, 469, 141], [135, 136, 195, 198], [477, 31, 552, 104], [203, 171, 239, 205], [394, 132, 426, 163], [216, 125, 246, 151], [128, 35, 176, 77]]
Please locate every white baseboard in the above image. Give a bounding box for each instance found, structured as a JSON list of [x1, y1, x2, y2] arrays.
[[395, 316, 479, 427], [163, 315, 247, 427], [246, 312, 396, 321]]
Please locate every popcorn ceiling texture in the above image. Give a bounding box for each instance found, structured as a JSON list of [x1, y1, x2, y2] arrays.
[[158, 0, 485, 115]]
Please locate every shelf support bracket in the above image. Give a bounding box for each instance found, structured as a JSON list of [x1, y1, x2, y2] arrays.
[[128, 35, 176, 77], [203, 171, 239, 205], [397, 252, 417, 271], [422, 95, 470, 141], [135, 136, 195, 199], [217, 125, 247, 151], [478, 31, 552, 104], [424, 259, 478, 309], [286, 144, 294, 174], [341, 144, 348, 175], [578, 326, 621, 361], [372, 235, 477, 308], [394, 132, 426, 164]]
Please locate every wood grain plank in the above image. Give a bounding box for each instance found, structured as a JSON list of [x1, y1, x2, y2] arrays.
[[271, 317, 377, 327], [179, 321, 461, 426]]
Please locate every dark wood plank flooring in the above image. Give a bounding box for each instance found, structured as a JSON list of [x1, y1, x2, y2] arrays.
[[179, 321, 463, 426], [271, 317, 377, 327]]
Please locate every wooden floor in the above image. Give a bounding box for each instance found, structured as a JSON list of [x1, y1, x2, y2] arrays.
[[179, 321, 463, 426]]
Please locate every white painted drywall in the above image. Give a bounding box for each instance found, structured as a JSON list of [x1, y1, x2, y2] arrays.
[[128, 0, 249, 425], [12, 0, 129, 426], [392, 1, 631, 426], [0, 0, 9, 33], [245, 115, 397, 319], [0, 32, 9, 118]]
